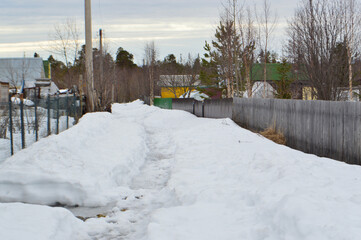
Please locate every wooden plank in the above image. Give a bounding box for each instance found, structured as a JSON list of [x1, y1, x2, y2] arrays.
[[320, 101, 331, 158], [330, 102, 344, 161], [314, 101, 324, 157], [287, 100, 297, 148], [343, 102, 357, 164], [355, 103, 361, 165], [298, 100, 309, 153]]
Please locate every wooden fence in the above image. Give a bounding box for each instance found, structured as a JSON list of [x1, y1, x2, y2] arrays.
[[171, 97, 361, 164], [172, 98, 233, 118], [232, 98, 361, 164]]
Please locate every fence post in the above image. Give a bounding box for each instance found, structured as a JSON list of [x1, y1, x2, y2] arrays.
[[202, 101, 205, 118], [66, 92, 69, 129], [73, 93, 77, 122], [20, 97, 25, 149], [47, 95, 51, 136], [56, 93, 59, 134], [34, 89, 38, 142], [8, 94, 13, 156], [192, 100, 195, 115]]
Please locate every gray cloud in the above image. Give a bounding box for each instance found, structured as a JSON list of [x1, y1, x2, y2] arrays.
[[0, 0, 300, 60]]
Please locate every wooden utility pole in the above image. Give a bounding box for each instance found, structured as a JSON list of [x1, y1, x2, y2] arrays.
[[233, 0, 240, 97], [85, 0, 95, 111], [99, 29, 104, 104], [99, 29, 103, 81]]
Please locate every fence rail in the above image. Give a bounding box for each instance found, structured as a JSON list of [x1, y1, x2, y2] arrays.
[[0, 94, 83, 161], [164, 97, 361, 165]]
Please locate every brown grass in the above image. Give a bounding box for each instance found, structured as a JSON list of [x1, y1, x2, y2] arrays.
[[259, 127, 286, 145]]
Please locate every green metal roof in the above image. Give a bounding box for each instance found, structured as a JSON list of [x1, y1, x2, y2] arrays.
[[251, 63, 283, 81], [43, 60, 51, 79], [251, 63, 307, 82]]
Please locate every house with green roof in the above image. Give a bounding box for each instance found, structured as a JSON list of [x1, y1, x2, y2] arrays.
[[250, 63, 308, 99]]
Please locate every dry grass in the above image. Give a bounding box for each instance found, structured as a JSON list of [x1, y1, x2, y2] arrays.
[[259, 127, 286, 145]]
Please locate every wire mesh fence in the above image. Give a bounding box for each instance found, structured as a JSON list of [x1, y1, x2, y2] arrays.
[[0, 93, 84, 161]]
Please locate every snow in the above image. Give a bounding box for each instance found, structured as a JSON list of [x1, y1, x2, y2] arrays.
[[243, 81, 276, 98], [0, 203, 87, 240], [0, 107, 74, 162], [11, 96, 34, 106], [59, 89, 69, 94], [1, 100, 361, 239], [0, 110, 147, 206], [180, 90, 209, 101]]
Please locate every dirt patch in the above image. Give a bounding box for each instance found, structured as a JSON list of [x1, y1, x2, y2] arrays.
[[259, 128, 286, 145]]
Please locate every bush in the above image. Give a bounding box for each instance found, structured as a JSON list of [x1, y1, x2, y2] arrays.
[[259, 127, 286, 145]]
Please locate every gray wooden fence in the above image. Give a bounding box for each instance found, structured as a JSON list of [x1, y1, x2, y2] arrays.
[[172, 98, 233, 118], [171, 97, 361, 164], [232, 98, 361, 165]]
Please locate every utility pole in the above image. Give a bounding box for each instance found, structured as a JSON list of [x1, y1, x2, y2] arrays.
[[85, 0, 95, 111], [99, 29, 104, 93], [233, 0, 240, 97]]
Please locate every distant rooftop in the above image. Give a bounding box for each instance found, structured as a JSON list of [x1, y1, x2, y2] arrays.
[[251, 63, 308, 82], [158, 75, 200, 87], [0, 58, 48, 88]]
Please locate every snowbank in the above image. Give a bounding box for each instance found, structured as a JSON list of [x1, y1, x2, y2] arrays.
[[1, 100, 361, 239], [143, 110, 361, 240], [0, 110, 148, 207], [0, 203, 86, 240], [0, 106, 75, 162]]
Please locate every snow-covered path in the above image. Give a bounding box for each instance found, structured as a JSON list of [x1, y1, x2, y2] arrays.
[[84, 115, 181, 240], [1, 101, 361, 240], [130, 128, 175, 190]]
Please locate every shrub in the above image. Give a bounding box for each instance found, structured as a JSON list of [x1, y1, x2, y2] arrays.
[[259, 127, 286, 145]]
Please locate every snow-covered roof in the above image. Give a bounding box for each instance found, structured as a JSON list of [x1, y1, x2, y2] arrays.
[[0, 58, 46, 88]]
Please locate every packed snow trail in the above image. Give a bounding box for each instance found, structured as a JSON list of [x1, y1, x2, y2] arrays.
[[84, 104, 180, 239], [1, 101, 361, 239]]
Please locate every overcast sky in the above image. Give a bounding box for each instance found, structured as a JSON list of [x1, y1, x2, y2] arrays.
[[0, 0, 300, 64]]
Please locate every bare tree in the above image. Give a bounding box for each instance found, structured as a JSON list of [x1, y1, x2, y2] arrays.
[[0, 58, 38, 92], [256, 0, 278, 98], [144, 42, 158, 105], [340, 0, 361, 100], [287, 0, 361, 100], [239, 6, 257, 97], [219, 0, 257, 98], [222, 0, 242, 96], [93, 49, 116, 109], [48, 18, 80, 68]]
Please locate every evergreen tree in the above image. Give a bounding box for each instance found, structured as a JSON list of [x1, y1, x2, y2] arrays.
[[200, 41, 219, 86], [115, 47, 136, 69], [275, 58, 293, 99]]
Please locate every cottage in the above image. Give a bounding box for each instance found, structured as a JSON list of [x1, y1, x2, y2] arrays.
[[0, 57, 58, 96], [250, 63, 308, 99], [158, 75, 200, 98]]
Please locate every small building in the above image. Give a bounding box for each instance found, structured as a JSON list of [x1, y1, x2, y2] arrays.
[[251, 63, 308, 99], [35, 78, 59, 97], [0, 81, 9, 102], [0, 58, 57, 96], [158, 75, 200, 98], [302, 87, 317, 100]]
